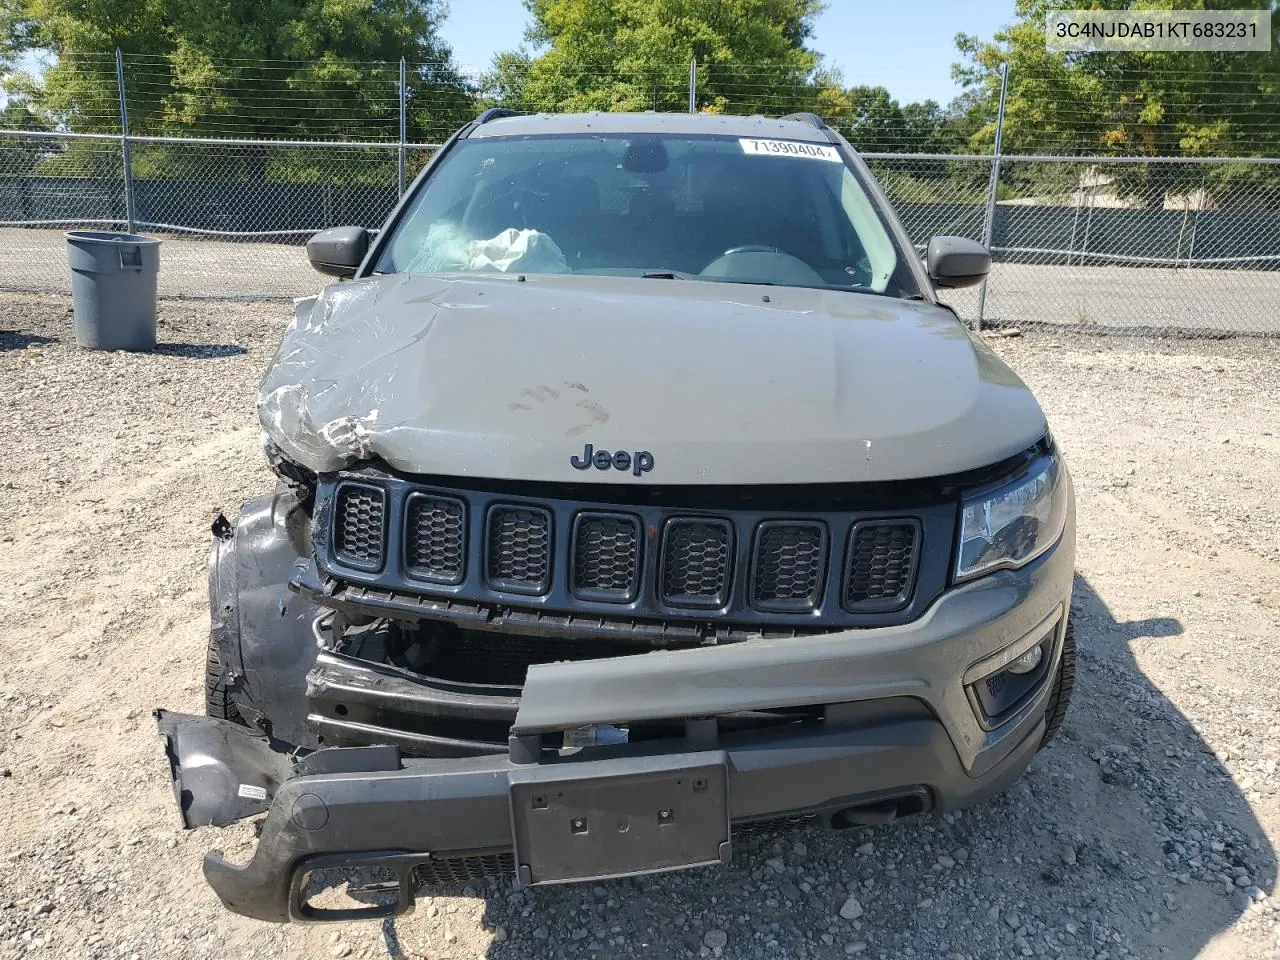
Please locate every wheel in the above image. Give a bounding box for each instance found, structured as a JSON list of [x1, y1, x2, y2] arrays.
[[205, 636, 246, 725], [1039, 618, 1076, 748]]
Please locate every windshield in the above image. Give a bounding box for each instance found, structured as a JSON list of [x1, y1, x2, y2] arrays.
[[374, 133, 921, 298]]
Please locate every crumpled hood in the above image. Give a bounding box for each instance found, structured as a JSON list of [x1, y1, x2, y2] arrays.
[[258, 273, 1046, 484]]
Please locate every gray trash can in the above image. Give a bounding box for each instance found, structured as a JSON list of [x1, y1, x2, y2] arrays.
[[65, 231, 162, 351]]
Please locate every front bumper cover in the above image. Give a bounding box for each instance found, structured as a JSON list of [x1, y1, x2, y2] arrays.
[[160, 699, 1044, 923], [157, 520, 1073, 923]]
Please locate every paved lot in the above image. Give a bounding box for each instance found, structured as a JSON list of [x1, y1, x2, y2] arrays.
[[2, 293, 1280, 960], [3, 228, 1277, 335]]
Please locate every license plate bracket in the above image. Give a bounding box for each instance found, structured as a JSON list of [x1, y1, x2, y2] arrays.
[[509, 753, 730, 886]]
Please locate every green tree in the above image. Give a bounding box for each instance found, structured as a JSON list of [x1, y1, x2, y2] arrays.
[[3, 0, 476, 143], [491, 0, 849, 118], [0, 100, 55, 174], [844, 85, 905, 151], [841, 85, 974, 158], [954, 0, 1280, 158]]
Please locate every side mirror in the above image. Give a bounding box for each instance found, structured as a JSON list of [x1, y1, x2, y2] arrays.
[[926, 236, 991, 289], [306, 226, 369, 278]]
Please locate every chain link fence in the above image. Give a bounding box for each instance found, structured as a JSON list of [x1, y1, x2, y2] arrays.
[[0, 130, 1277, 334], [2, 48, 1278, 335], [868, 153, 1280, 335]]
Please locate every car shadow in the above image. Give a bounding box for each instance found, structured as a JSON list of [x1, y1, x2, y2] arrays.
[[0, 330, 57, 350], [152, 342, 248, 358], [363, 572, 1272, 959], [0, 331, 245, 357]]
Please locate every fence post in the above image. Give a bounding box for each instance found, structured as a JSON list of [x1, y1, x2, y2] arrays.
[[398, 58, 408, 197], [115, 48, 136, 234], [1186, 172, 1207, 268], [689, 58, 697, 113], [976, 60, 1008, 329]]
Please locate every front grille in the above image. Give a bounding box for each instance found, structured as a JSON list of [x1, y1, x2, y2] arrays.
[[333, 483, 387, 570], [486, 505, 552, 594], [844, 520, 920, 612], [572, 512, 641, 601], [404, 494, 466, 584], [319, 476, 938, 628], [661, 518, 733, 608], [752, 522, 826, 611]]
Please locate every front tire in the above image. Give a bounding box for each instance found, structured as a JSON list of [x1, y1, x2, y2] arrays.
[[205, 637, 246, 725], [1039, 618, 1076, 748]]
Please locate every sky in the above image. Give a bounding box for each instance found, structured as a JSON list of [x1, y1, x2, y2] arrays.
[[439, 0, 1016, 106]]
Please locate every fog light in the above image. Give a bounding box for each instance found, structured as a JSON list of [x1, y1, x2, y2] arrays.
[[1006, 643, 1044, 675]]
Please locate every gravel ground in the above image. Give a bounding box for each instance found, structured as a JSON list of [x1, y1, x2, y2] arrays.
[[2, 227, 1278, 335], [1, 291, 1279, 960]]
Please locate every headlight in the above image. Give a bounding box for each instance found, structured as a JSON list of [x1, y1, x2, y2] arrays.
[[955, 453, 1067, 581]]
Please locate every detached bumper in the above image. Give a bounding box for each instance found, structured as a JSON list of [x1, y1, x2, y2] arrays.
[[160, 699, 1044, 923]]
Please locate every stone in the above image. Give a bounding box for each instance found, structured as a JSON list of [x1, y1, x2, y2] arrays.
[[839, 895, 864, 921], [704, 930, 728, 949]]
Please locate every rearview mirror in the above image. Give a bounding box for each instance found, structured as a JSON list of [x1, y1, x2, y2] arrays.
[[306, 226, 369, 278], [926, 236, 990, 289]]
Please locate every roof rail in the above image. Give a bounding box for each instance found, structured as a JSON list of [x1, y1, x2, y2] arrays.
[[476, 108, 523, 125], [779, 112, 828, 130]]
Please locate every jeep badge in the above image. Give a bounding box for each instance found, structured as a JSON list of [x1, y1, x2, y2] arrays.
[[570, 443, 654, 477]]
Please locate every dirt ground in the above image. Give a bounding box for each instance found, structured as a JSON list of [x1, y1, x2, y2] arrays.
[[1, 291, 1279, 960]]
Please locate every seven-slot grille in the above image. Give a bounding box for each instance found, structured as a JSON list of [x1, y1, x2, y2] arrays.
[[328, 480, 924, 619]]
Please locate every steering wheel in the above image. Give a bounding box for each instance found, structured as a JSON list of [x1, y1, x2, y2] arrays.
[[722, 244, 780, 256], [701, 246, 827, 286]]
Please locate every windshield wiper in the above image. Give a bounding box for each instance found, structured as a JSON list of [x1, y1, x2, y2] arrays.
[[639, 271, 683, 280]]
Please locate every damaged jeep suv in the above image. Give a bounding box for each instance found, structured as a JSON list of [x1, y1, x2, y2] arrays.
[[157, 110, 1076, 923]]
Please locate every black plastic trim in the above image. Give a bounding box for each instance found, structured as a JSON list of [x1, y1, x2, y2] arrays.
[[842, 518, 922, 613], [659, 516, 735, 610], [476, 108, 524, 125], [312, 473, 956, 631], [570, 511, 643, 603], [749, 520, 828, 613], [484, 503, 554, 596], [332, 481, 388, 572], [779, 112, 829, 130], [402, 491, 468, 585]]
